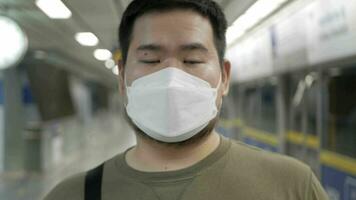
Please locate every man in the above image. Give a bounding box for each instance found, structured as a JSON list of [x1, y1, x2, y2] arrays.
[[44, 0, 329, 199]]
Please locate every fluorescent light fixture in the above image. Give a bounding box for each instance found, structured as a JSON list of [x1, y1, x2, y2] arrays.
[[36, 0, 72, 19], [112, 65, 119, 75], [105, 59, 115, 69], [75, 32, 98, 46], [226, 0, 288, 45], [94, 49, 112, 61]]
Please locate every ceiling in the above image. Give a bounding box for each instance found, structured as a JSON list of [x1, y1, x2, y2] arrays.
[[0, 0, 257, 87]]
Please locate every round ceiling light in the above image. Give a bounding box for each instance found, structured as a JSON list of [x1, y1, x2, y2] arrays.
[[0, 16, 28, 70]]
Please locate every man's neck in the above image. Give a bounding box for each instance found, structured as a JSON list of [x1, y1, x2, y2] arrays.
[[125, 131, 221, 172]]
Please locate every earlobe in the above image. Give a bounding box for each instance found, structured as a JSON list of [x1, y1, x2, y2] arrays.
[[222, 59, 231, 96]]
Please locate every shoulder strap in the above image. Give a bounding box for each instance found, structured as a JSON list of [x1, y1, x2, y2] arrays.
[[84, 163, 104, 200]]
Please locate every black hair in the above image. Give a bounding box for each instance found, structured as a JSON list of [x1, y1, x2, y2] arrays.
[[118, 0, 228, 65]]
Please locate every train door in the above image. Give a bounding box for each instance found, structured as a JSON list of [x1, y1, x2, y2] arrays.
[[286, 72, 321, 176], [321, 66, 356, 200]]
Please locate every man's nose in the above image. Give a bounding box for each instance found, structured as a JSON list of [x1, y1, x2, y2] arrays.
[[161, 57, 184, 70]]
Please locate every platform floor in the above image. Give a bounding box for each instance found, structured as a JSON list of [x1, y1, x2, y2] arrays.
[[0, 112, 136, 200]]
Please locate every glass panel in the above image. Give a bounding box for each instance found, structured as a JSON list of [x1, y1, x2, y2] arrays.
[[260, 84, 278, 133], [242, 83, 277, 134], [288, 76, 303, 133], [305, 83, 318, 135], [326, 68, 356, 159], [242, 87, 259, 128], [288, 75, 318, 135]]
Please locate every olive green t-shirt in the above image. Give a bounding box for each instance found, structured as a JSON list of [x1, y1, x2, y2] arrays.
[[44, 136, 329, 200]]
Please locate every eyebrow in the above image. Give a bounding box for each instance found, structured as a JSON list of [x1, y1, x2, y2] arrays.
[[180, 43, 209, 52], [136, 43, 209, 53], [136, 44, 162, 52]]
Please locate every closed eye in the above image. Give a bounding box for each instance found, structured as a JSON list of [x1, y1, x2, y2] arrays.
[[184, 60, 204, 64], [140, 60, 160, 64]]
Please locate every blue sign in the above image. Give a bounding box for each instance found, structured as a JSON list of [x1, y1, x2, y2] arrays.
[[322, 165, 356, 200], [22, 84, 34, 104]]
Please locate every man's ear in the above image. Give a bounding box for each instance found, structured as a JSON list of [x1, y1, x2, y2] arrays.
[[118, 60, 125, 96], [222, 59, 231, 96]]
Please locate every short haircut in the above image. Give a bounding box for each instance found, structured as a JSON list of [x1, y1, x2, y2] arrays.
[[118, 0, 228, 66]]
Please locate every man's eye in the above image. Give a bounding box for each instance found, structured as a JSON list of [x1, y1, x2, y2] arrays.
[[140, 60, 160, 64], [184, 60, 204, 64]]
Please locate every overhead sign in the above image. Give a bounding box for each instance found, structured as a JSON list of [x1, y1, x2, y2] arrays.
[[272, 2, 315, 71], [306, 0, 356, 64], [227, 30, 274, 83]]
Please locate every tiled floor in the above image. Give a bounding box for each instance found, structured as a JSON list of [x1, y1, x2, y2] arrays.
[[0, 112, 136, 200]]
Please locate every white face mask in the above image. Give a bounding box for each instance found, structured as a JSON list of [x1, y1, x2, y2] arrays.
[[125, 67, 220, 143]]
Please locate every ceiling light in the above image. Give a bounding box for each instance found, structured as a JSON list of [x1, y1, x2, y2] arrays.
[[105, 59, 115, 69], [226, 0, 289, 45], [0, 16, 28, 70], [94, 49, 112, 61], [36, 0, 72, 19], [75, 32, 98, 46], [112, 65, 119, 75]]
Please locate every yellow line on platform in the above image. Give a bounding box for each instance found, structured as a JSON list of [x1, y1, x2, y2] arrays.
[[287, 131, 320, 149], [243, 127, 279, 147], [219, 118, 278, 147], [219, 118, 243, 128], [321, 151, 356, 176]]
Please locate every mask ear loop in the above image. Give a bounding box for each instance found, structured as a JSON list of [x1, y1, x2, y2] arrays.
[[215, 73, 223, 89], [123, 73, 131, 108]]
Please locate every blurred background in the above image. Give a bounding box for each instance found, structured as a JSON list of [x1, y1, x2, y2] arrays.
[[0, 0, 355, 199]]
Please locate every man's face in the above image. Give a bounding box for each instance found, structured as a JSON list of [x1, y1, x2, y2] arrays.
[[119, 9, 231, 142]]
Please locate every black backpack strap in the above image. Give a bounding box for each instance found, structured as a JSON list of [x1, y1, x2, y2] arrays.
[[84, 163, 104, 200]]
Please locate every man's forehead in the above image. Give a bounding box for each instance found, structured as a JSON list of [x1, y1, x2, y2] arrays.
[[134, 9, 212, 32], [136, 8, 208, 23], [130, 9, 215, 48]]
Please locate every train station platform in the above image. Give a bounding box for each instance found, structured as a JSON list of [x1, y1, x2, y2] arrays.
[[0, 112, 135, 200]]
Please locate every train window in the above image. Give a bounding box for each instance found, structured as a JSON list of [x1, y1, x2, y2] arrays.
[[326, 68, 356, 159], [242, 83, 278, 134]]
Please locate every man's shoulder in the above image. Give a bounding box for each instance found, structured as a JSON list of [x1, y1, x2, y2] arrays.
[[43, 172, 86, 200], [43, 153, 123, 200], [229, 140, 312, 182], [226, 139, 329, 199]]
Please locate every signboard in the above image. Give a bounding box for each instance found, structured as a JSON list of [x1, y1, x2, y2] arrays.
[[272, 2, 315, 71], [227, 30, 274, 83], [306, 0, 356, 64]]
